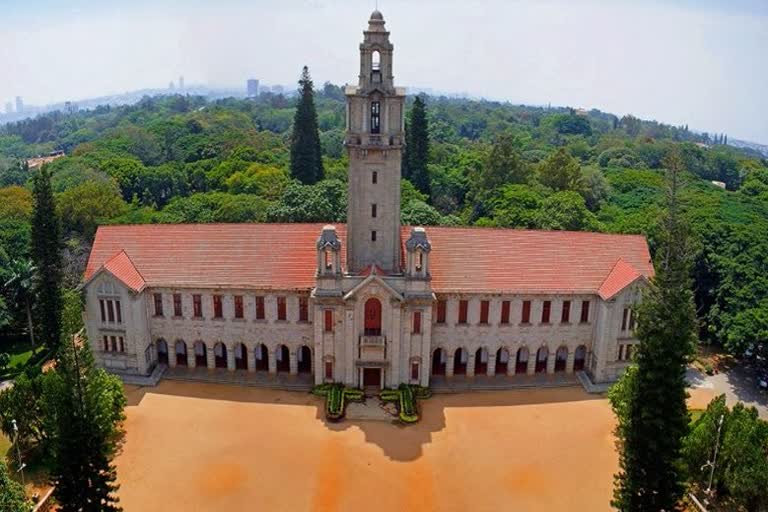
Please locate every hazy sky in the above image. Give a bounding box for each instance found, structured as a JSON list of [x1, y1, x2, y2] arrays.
[[2, 0, 767, 143]]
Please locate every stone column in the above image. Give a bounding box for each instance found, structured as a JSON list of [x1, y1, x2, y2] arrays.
[[389, 300, 402, 387], [168, 343, 177, 368], [507, 351, 517, 376], [547, 351, 556, 375], [227, 344, 236, 372], [446, 353, 455, 378], [526, 353, 536, 375], [289, 349, 298, 375], [566, 350, 576, 374], [344, 305, 356, 386], [206, 345, 215, 370], [268, 348, 277, 375], [247, 345, 256, 373], [487, 352, 497, 377], [466, 350, 476, 378], [186, 347, 195, 368], [420, 307, 433, 388], [313, 306, 324, 385]]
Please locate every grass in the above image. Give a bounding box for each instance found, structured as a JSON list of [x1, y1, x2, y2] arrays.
[[0, 337, 47, 380], [0, 432, 10, 459]]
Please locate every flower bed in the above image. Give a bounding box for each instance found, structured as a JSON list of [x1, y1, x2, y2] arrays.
[[311, 383, 364, 421], [379, 384, 431, 424]]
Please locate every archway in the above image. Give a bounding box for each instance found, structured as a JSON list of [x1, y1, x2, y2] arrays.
[[276, 345, 290, 373], [555, 346, 568, 372], [536, 347, 549, 373], [454, 348, 468, 375], [516, 347, 529, 374], [298, 345, 312, 373], [234, 343, 247, 370], [175, 340, 187, 367], [431, 348, 446, 375], [194, 341, 207, 368], [364, 298, 382, 336], [574, 345, 587, 371], [214, 342, 227, 369], [475, 347, 488, 375], [157, 339, 168, 365], [495, 348, 509, 375], [255, 344, 269, 371]]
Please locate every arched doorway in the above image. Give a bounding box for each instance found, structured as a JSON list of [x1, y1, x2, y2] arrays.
[[574, 345, 587, 371], [495, 348, 509, 375], [157, 339, 168, 365], [516, 347, 529, 374], [214, 342, 227, 369], [536, 347, 549, 373], [432, 348, 446, 375], [255, 344, 269, 371], [234, 343, 247, 370], [175, 340, 187, 366], [454, 348, 468, 375], [194, 341, 207, 367], [555, 346, 568, 372], [276, 345, 290, 372], [298, 345, 312, 373], [364, 298, 382, 336], [475, 347, 488, 375]]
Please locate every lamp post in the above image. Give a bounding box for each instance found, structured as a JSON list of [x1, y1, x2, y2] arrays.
[[11, 419, 26, 488], [703, 414, 725, 495]]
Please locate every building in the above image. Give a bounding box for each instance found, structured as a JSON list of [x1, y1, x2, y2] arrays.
[[4, 102, 12, 114], [247, 78, 260, 98], [81, 11, 652, 389], [179, 76, 185, 90], [15, 96, 23, 113]]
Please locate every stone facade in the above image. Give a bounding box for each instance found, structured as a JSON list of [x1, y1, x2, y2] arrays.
[[81, 11, 645, 389]]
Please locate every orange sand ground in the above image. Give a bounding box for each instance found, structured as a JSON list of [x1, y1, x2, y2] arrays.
[[116, 382, 715, 512]]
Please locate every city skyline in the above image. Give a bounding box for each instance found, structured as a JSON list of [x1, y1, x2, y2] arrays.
[[2, 0, 767, 143]]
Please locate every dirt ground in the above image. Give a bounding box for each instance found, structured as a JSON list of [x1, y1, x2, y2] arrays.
[[116, 381, 716, 512]]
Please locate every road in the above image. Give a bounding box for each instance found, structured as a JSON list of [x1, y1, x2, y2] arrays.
[[687, 362, 767, 419]]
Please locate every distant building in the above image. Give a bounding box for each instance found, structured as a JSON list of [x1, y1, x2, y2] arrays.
[[247, 79, 260, 98], [4, 102, 12, 114], [65, 101, 79, 114], [168, 81, 175, 91], [179, 76, 185, 90], [271, 85, 284, 94], [15, 96, 23, 113]]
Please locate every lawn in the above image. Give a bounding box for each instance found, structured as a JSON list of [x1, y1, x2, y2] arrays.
[[0, 337, 47, 379], [0, 432, 10, 459]]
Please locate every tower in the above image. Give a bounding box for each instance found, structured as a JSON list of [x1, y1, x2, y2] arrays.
[[345, 10, 405, 274]]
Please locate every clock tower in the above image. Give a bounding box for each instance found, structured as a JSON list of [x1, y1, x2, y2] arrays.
[[345, 10, 406, 274]]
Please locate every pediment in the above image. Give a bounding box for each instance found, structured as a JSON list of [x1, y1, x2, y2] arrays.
[[344, 274, 403, 302]]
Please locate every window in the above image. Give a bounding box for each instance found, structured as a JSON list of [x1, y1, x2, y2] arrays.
[[99, 299, 106, 322], [325, 361, 333, 380], [626, 344, 633, 359], [115, 300, 122, 323], [110, 336, 117, 352], [372, 171, 378, 184], [412, 311, 422, 334], [324, 250, 333, 270], [107, 300, 115, 322], [458, 300, 468, 324], [277, 296, 287, 321], [371, 230, 377, 242], [193, 294, 202, 318], [415, 251, 424, 272], [173, 294, 182, 317], [119, 336, 125, 352], [255, 296, 265, 320], [622, 308, 629, 331], [371, 204, 377, 218], [436, 300, 446, 324], [542, 301, 551, 323], [500, 300, 510, 324], [411, 362, 419, 381], [580, 300, 590, 323], [521, 300, 531, 324], [618, 344, 624, 361], [372, 50, 381, 71], [370, 101, 381, 134], [299, 297, 309, 322], [324, 310, 333, 332], [479, 300, 489, 324], [213, 295, 223, 319], [103, 335, 109, 351], [628, 310, 636, 331], [234, 296, 244, 319], [153, 293, 164, 317], [561, 300, 571, 323]]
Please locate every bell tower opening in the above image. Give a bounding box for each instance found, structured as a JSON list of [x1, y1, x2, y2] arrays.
[[345, 10, 405, 274]]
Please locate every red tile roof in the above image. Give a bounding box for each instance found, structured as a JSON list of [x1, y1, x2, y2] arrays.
[[100, 250, 146, 292], [597, 258, 644, 300], [84, 223, 653, 296]]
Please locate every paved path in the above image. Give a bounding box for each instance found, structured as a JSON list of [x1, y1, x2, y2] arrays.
[[687, 364, 767, 419]]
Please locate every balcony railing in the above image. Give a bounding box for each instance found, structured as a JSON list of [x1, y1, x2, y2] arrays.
[[360, 335, 385, 346]]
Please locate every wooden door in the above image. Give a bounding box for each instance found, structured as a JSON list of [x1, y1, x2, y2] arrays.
[[364, 298, 382, 335], [363, 368, 381, 387]]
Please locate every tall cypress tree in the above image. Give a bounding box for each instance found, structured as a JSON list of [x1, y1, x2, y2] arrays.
[[404, 96, 430, 197], [290, 66, 324, 184], [30, 165, 63, 351], [611, 150, 697, 511]]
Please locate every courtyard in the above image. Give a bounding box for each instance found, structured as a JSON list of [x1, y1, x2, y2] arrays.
[[117, 381, 628, 511]]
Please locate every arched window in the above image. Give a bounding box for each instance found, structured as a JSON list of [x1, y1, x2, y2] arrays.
[[432, 348, 446, 375], [276, 345, 290, 373], [536, 347, 549, 373], [364, 298, 382, 336], [298, 345, 312, 374], [157, 339, 168, 365], [214, 342, 227, 369], [234, 343, 247, 370], [255, 344, 269, 372], [370, 101, 381, 134], [495, 348, 509, 375], [372, 50, 381, 71], [475, 347, 488, 375], [516, 347, 529, 374], [175, 340, 187, 367], [454, 348, 468, 375], [574, 345, 587, 371], [194, 341, 207, 368], [555, 346, 568, 372]]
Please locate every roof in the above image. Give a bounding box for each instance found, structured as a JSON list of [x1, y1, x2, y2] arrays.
[[84, 223, 654, 296], [89, 250, 146, 292], [597, 258, 645, 300]]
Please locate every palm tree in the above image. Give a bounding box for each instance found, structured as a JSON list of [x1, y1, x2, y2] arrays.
[[4, 259, 37, 347]]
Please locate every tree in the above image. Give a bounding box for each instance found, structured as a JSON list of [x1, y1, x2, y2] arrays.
[[0, 185, 33, 221], [469, 133, 530, 208], [611, 150, 697, 511], [290, 66, 324, 184], [401, 200, 442, 225], [0, 460, 30, 512], [4, 258, 37, 347], [0, 373, 46, 451], [30, 166, 63, 351], [538, 147, 583, 192], [536, 191, 602, 231], [404, 96, 431, 197], [266, 180, 346, 223], [43, 336, 126, 511]]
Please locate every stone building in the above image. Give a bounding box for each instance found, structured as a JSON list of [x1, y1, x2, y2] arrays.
[[81, 11, 653, 389]]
